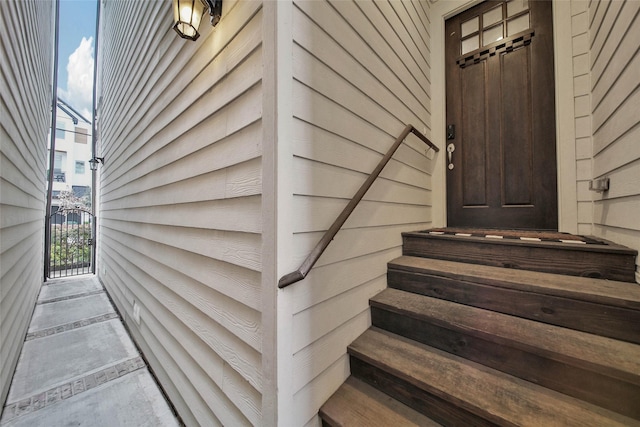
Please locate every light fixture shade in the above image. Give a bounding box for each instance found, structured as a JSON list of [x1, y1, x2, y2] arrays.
[[89, 157, 104, 171], [173, 0, 207, 41]]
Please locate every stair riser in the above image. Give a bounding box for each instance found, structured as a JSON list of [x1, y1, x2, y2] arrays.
[[349, 355, 503, 427], [402, 235, 637, 282], [371, 306, 640, 420], [388, 269, 640, 344]]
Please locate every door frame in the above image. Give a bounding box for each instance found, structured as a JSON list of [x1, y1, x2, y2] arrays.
[[430, 0, 578, 233]]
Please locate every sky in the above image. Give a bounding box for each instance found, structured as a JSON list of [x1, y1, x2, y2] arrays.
[[57, 0, 98, 119]]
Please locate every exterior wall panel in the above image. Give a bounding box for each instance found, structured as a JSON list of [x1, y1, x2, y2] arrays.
[[0, 0, 53, 407], [589, 0, 640, 282], [97, 1, 265, 424], [288, 1, 434, 424]]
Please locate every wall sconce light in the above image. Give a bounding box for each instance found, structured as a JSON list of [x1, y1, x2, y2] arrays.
[[89, 157, 104, 171], [173, 0, 223, 41]]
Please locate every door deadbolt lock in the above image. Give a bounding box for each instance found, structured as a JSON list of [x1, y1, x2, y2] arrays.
[[447, 143, 455, 170], [447, 124, 456, 140]]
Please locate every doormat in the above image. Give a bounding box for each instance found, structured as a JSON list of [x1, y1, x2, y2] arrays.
[[422, 228, 607, 245]]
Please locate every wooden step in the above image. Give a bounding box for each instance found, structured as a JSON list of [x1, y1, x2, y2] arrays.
[[349, 328, 640, 426], [371, 288, 640, 419], [319, 376, 441, 427], [387, 256, 640, 344], [402, 232, 638, 282]]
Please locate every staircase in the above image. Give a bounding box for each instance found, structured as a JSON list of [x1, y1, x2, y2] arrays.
[[320, 231, 640, 426]]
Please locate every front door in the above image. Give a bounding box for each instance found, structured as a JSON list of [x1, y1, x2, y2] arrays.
[[445, 0, 557, 230]]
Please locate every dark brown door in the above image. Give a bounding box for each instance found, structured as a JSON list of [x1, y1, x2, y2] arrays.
[[445, 0, 557, 230]]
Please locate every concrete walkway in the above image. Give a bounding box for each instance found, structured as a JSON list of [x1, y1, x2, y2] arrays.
[[0, 275, 180, 427]]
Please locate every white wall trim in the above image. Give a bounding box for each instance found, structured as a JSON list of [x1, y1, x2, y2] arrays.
[[431, 0, 483, 228], [261, 0, 278, 424], [552, 0, 579, 234], [263, 0, 296, 425]]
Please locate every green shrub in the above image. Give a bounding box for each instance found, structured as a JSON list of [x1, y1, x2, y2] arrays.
[[49, 223, 92, 270]]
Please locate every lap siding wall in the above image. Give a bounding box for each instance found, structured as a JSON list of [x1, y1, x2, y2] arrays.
[[0, 0, 53, 409], [588, 0, 640, 282], [97, 1, 265, 425], [287, 1, 434, 425]]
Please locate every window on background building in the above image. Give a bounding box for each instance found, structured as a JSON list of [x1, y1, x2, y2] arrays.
[[75, 127, 88, 144], [72, 186, 90, 198], [56, 123, 65, 139], [54, 151, 66, 182], [75, 161, 85, 174]]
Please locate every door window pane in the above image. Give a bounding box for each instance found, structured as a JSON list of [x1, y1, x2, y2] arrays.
[[483, 24, 504, 45], [461, 16, 479, 37], [507, 0, 529, 17], [460, 2, 528, 55], [462, 35, 480, 54], [508, 13, 530, 36], [483, 6, 503, 27]]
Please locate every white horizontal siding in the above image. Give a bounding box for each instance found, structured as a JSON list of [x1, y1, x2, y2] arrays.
[[570, 0, 594, 236], [293, 157, 432, 205], [97, 0, 265, 425], [589, 0, 640, 281], [287, 1, 433, 424], [0, 0, 52, 407]]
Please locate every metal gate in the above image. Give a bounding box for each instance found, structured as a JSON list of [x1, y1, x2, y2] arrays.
[[47, 208, 94, 279]]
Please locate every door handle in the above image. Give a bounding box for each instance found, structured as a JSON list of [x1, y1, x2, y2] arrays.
[[447, 143, 455, 170]]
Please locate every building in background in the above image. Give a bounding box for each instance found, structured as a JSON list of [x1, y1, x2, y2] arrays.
[[2, 0, 639, 425], [48, 97, 92, 213]]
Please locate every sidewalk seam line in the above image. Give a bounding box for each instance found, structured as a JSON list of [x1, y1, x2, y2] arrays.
[[25, 312, 119, 341], [0, 356, 146, 424], [37, 289, 105, 305]]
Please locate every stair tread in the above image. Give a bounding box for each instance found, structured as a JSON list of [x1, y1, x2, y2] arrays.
[[401, 233, 638, 282], [350, 328, 640, 426], [372, 288, 640, 385], [389, 256, 640, 310], [403, 231, 637, 255], [320, 376, 441, 427]]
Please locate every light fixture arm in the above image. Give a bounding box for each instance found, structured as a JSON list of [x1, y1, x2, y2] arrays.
[[202, 0, 222, 26]]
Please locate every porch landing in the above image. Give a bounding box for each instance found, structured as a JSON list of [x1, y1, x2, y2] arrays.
[[404, 228, 638, 283], [423, 227, 609, 244], [0, 276, 179, 427]]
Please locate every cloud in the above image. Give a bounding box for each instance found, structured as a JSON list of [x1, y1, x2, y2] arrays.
[[59, 37, 94, 119]]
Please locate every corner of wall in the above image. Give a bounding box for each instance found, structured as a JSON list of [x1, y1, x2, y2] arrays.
[[552, 0, 581, 235], [262, 0, 297, 425]]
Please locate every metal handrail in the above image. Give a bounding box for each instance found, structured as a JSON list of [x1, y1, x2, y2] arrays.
[[278, 124, 439, 288]]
